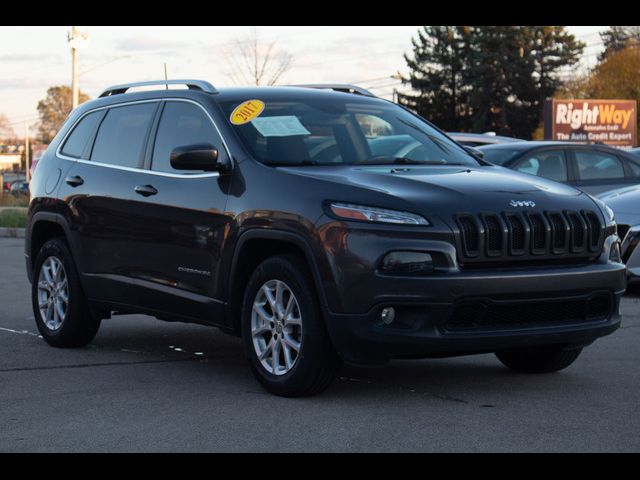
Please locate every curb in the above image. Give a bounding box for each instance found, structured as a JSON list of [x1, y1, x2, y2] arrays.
[[0, 227, 25, 238]]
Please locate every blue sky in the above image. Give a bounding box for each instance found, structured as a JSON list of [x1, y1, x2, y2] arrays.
[[0, 26, 607, 135]]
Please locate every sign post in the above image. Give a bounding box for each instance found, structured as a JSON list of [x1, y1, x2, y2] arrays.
[[544, 99, 637, 150]]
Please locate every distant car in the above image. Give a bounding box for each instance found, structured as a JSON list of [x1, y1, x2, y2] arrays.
[[10, 180, 29, 196], [1, 173, 26, 192], [478, 142, 640, 195], [598, 185, 640, 279], [447, 132, 525, 147]]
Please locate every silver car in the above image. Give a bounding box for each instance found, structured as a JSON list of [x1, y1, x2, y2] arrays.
[[598, 186, 640, 279]]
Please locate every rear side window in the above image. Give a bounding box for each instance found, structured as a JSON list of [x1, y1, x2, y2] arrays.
[[515, 150, 568, 182], [575, 150, 625, 180], [628, 159, 640, 176], [90, 103, 156, 168], [60, 111, 102, 158], [151, 102, 227, 173]]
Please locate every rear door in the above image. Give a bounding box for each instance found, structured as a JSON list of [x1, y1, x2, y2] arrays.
[[57, 101, 160, 304], [569, 148, 630, 194], [126, 99, 233, 323]]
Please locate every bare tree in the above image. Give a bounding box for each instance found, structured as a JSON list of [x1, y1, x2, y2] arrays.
[[223, 27, 293, 86], [0, 113, 16, 141]]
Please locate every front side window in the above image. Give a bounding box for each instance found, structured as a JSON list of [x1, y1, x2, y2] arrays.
[[515, 150, 568, 182], [220, 95, 478, 167], [575, 150, 625, 180], [60, 111, 102, 158], [151, 102, 227, 173], [90, 103, 157, 168]]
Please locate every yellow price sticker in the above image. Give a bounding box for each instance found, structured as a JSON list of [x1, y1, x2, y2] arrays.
[[230, 99, 265, 125]]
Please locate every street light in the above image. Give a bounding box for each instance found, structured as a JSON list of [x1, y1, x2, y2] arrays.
[[68, 26, 89, 110]]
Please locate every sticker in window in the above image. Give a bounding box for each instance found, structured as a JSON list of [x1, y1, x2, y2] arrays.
[[230, 100, 265, 125], [251, 116, 311, 137]]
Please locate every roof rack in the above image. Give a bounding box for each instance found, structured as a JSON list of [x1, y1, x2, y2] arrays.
[[289, 84, 375, 97], [99, 79, 217, 97]]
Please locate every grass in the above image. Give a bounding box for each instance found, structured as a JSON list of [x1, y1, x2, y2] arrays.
[[0, 193, 28, 207], [0, 209, 27, 228]]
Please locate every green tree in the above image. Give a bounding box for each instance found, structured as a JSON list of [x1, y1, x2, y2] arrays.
[[398, 26, 472, 131], [400, 26, 584, 139], [599, 26, 640, 60], [36, 86, 90, 143], [465, 26, 537, 137]]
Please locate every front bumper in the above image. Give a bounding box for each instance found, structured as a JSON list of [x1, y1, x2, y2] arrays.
[[324, 262, 626, 365]]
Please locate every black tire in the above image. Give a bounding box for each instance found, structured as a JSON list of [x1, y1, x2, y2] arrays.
[[241, 254, 341, 397], [32, 237, 101, 348], [495, 345, 583, 374]]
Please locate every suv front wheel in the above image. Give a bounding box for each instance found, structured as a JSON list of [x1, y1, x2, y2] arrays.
[[241, 254, 341, 397], [32, 237, 101, 347]]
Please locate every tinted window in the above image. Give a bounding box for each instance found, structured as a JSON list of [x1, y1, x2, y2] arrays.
[[152, 102, 226, 173], [627, 158, 640, 176], [220, 96, 478, 167], [91, 103, 156, 168], [480, 148, 523, 166], [575, 150, 625, 180], [60, 111, 102, 158], [515, 150, 568, 182]]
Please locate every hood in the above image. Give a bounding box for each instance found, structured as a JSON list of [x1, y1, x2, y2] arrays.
[[279, 164, 593, 221]]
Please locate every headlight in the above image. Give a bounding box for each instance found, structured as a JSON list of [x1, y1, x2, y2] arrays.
[[329, 202, 430, 226]]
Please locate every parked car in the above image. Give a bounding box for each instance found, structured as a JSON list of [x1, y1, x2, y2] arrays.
[[447, 132, 525, 147], [1, 172, 26, 192], [26, 80, 625, 397], [10, 180, 29, 196], [478, 141, 640, 195], [629, 147, 640, 157], [598, 185, 640, 280]]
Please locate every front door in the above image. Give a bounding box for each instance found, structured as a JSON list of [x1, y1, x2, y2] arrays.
[[126, 100, 233, 324]]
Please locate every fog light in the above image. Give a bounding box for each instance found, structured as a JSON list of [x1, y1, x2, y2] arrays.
[[380, 251, 433, 275], [380, 307, 396, 325]]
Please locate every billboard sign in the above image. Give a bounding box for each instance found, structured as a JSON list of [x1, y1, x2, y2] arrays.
[[544, 99, 637, 150]]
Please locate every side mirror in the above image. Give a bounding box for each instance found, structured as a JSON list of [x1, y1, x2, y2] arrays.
[[170, 143, 224, 172], [464, 146, 485, 159]]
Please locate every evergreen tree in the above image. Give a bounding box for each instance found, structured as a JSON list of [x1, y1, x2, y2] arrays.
[[400, 26, 584, 139], [600, 26, 640, 60], [398, 26, 472, 131], [528, 26, 585, 124]]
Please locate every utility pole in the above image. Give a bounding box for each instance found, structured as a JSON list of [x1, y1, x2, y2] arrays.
[[68, 26, 88, 110], [24, 120, 30, 182]]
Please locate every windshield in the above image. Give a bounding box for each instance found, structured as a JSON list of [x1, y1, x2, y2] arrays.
[[220, 94, 479, 167], [478, 147, 523, 166]]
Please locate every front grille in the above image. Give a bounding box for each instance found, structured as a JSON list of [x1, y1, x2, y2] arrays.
[[445, 293, 613, 332], [454, 210, 603, 265]]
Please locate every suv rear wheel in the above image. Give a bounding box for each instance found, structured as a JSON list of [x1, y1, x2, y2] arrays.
[[495, 345, 583, 373], [32, 237, 101, 347], [241, 254, 341, 397]]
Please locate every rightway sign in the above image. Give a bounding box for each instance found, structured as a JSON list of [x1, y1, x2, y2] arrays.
[[544, 99, 637, 150]]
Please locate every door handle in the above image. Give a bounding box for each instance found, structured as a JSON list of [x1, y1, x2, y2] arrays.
[[134, 184, 158, 197], [65, 176, 84, 187]]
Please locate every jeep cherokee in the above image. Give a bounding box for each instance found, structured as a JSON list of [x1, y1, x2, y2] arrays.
[[25, 80, 626, 396]]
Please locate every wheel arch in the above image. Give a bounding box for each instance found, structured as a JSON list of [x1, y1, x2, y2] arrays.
[[225, 229, 330, 336], [26, 212, 78, 283]]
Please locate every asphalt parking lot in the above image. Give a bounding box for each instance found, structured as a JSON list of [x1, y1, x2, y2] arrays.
[[1, 237, 639, 452]]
